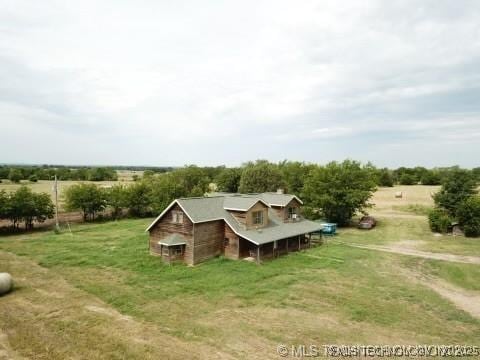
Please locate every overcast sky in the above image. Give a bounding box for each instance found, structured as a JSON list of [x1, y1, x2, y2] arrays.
[[1, 0, 479, 168]]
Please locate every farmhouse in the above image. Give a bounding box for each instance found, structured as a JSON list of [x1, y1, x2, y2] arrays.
[[146, 192, 323, 265]]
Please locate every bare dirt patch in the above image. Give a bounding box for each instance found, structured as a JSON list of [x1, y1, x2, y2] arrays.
[[339, 242, 480, 265], [399, 268, 480, 320]]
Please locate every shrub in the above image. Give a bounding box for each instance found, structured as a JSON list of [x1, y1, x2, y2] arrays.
[[377, 168, 394, 187], [428, 208, 452, 234], [433, 169, 477, 217], [28, 174, 38, 183], [456, 197, 480, 237], [420, 171, 441, 185], [399, 174, 416, 185]]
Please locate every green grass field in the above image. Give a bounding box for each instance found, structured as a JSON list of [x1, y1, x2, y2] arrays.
[[0, 185, 479, 359]]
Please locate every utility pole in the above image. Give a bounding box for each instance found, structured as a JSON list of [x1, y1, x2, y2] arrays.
[[54, 175, 59, 231]]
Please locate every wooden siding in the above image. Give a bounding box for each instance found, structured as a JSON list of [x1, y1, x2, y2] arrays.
[[148, 204, 194, 264], [245, 202, 269, 229], [192, 220, 225, 265], [271, 198, 302, 222], [224, 223, 240, 260], [228, 210, 247, 227]]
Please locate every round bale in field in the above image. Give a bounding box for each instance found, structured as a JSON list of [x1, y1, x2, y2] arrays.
[[0, 273, 13, 295]]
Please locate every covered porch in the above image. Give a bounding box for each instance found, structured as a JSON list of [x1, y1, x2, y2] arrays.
[[158, 234, 187, 264], [240, 233, 314, 263]]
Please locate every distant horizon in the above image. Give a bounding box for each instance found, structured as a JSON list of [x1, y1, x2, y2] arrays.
[[0, 160, 478, 170]]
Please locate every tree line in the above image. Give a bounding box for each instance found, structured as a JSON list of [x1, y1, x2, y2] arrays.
[[1, 161, 478, 236], [0, 187, 54, 230], [0, 166, 120, 182]]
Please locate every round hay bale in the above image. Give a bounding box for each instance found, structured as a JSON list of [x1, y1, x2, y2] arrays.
[[0, 273, 13, 295]]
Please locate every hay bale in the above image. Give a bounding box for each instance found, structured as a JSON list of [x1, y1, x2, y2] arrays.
[[0, 273, 13, 295], [395, 191, 403, 198]]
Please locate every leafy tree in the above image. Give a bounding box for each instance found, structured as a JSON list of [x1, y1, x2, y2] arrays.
[[433, 169, 477, 217], [88, 167, 118, 181], [56, 168, 72, 180], [456, 197, 480, 237], [420, 170, 441, 185], [4, 186, 54, 229], [302, 160, 377, 226], [216, 168, 242, 193], [376, 168, 394, 187], [428, 208, 452, 234], [238, 160, 285, 193], [399, 173, 417, 185], [0, 166, 9, 179], [7, 186, 30, 228], [26, 192, 54, 229], [0, 190, 9, 221], [124, 181, 152, 217], [172, 166, 210, 196], [472, 167, 480, 182], [106, 184, 127, 219], [8, 168, 23, 183], [64, 183, 106, 221], [278, 161, 315, 194]]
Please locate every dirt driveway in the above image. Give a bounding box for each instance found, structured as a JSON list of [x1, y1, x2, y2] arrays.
[[336, 241, 480, 265]]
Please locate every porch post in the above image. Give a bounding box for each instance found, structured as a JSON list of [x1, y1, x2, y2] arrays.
[[257, 245, 260, 264], [298, 235, 301, 251], [286, 238, 289, 253]]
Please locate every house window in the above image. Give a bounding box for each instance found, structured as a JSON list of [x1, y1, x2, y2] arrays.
[[224, 238, 230, 247], [172, 211, 184, 224], [288, 207, 297, 219], [174, 246, 183, 255], [252, 210, 263, 225]]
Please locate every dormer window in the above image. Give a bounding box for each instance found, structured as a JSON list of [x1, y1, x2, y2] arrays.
[[172, 211, 184, 224], [252, 211, 263, 225], [288, 207, 297, 219]]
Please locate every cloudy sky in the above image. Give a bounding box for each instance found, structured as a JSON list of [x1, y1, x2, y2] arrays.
[[1, 0, 479, 167]]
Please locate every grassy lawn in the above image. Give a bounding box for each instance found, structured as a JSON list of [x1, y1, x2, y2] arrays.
[[1, 218, 479, 359]]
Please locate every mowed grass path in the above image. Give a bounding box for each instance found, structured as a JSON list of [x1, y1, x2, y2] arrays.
[[1, 218, 479, 359]]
